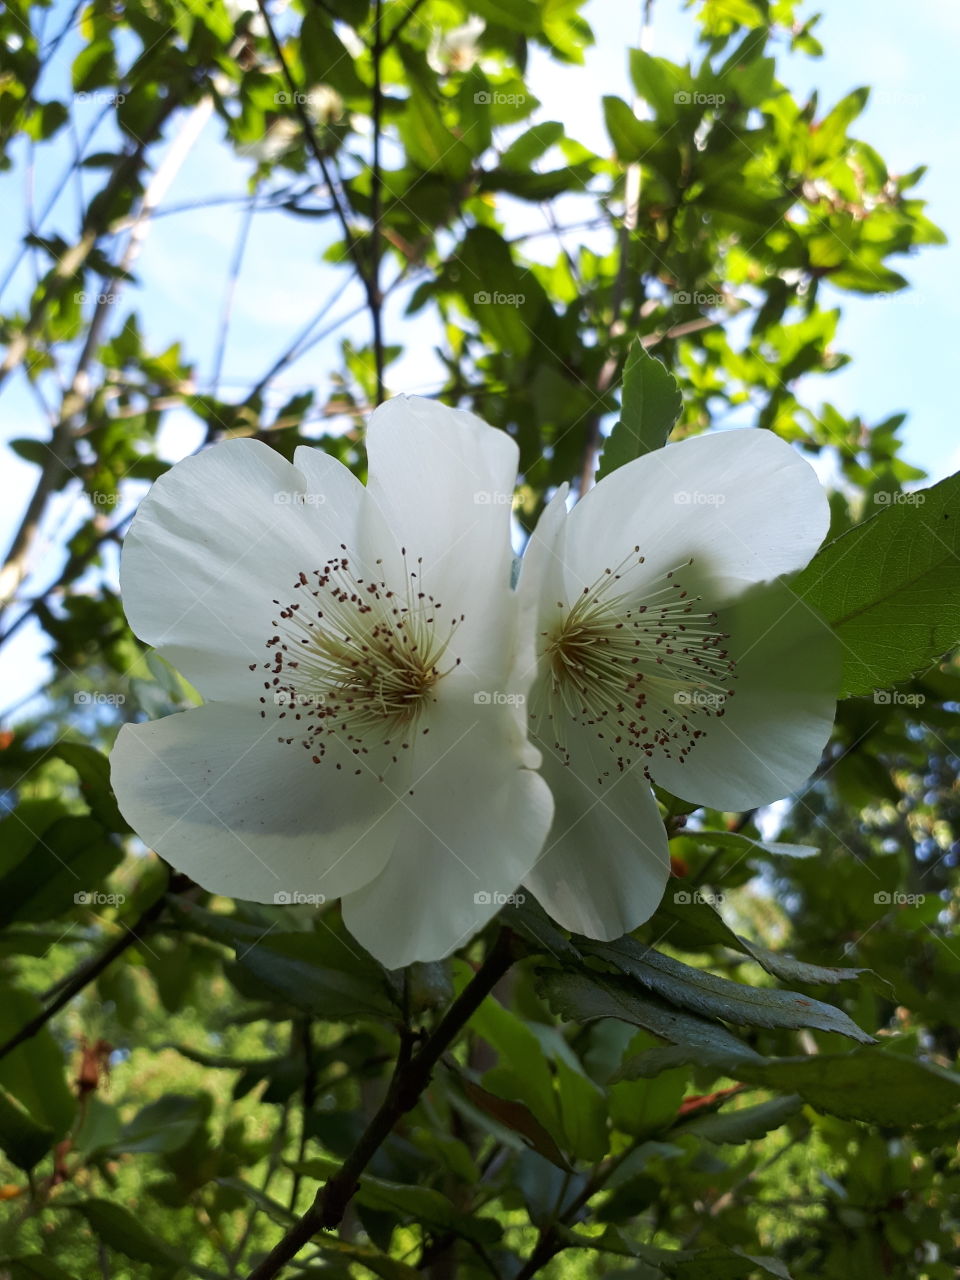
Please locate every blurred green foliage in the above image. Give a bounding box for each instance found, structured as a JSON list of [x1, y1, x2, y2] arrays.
[[0, 0, 958, 1277]]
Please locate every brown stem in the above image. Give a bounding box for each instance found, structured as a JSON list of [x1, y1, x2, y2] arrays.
[[245, 929, 517, 1280]]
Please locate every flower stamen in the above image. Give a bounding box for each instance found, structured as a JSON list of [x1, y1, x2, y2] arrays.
[[533, 548, 736, 783], [256, 546, 462, 776]]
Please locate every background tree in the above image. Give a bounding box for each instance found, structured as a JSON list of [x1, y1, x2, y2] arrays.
[[0, 1, 958, 1277]]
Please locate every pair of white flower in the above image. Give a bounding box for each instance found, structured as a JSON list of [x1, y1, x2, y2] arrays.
[[111, 397, 838, 969]]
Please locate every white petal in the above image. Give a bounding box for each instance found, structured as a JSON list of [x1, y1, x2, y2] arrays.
[[650, 579, 840, 810], [110, 702, 398, 901], [341, 699, 553, 969], [121, 439, 371, 702], [364, 396, 520, 689], [514, 486, 569, 689], [523, 724, 670, 939], [564, 429, 829, 605]]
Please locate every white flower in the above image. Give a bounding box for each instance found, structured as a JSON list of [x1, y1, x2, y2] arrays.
[[516, 429, 839, 941], [110, 397, 553, 969]]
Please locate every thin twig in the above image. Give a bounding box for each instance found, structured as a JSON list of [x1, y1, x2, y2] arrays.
[[0, 875, 191, 1064]]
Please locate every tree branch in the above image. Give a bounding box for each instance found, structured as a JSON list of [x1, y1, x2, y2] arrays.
[[245, 928, 518, 1280], [0, 872, 193, 1064]]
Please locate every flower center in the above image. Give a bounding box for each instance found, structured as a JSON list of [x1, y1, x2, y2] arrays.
[[533, 549, 736, 782], [255, 546, 461, 773]]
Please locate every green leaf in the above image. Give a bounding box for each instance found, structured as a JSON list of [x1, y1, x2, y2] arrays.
[[621, 1046, 960, 1125], [586, 937, 874, 1042], [71, 39, 116, 91], [676, 1094, 803, 1145], [602, 95, 665, 165], [500, 120, 564, 169], [111, 1094, 206, 1154], [468, 0, 541, 34], [0, 1088, 55, 1170], [597, 339, 682, 480], [0, 990, 76, 1138], [461, 1078, 571, 1170], [1, 1259, 80, 1280], [650, 896, 875, 988], [287, 1158, 502, 1245], [66, 1200, 184, 1265], [536, 969, 761, 1059], [681, 830, 817, 859], [235, 931, 398, 1020], [305, 1236, 422, 1280], [793, 470, 960, 696], [400, 87, 474, 181], [452, 225, 541, 357], [0, 811, 121, 927], [50, 743, 131, 833]]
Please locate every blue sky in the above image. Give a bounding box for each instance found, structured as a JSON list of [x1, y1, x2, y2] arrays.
[[1, 0, 956, 716]]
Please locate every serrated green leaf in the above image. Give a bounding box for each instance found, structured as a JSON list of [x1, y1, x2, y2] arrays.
[[597, 339, 682, 480], [793, 471, 960, 696], [586, 937, 873, 1042], [536, 968, 761, 1059]]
